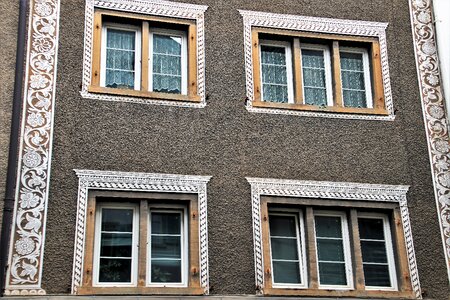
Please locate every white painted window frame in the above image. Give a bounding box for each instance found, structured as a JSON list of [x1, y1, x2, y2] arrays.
[[300, 43, 333, 107], [149, 28, 188, 95], [147, 204, 189, 287], [259, 40, 295, 104], [339, 46, 373, 108], [268, 209, 308, 289], [358, 212, 398, 291], [93, 202, 140, 287], [100, 23, 142, 91], [313, 210, 354, 290]]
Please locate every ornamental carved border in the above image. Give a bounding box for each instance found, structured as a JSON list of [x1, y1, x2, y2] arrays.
[[409, 0, 450, 282], [71, 170, 212, 295], [4, 0, 61, 296], [80, 0, 208, 108], [246, 177, 421, 298], [239, 10, 394, 121]]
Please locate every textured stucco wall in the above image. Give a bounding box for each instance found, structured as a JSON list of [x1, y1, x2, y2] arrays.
[[0, 0, 19, 234], [37, 0, 449, 298]]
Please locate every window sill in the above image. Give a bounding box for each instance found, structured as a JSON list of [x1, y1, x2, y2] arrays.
[[77, 286, 204, 295], [252, 100, 389, 116], [88, 85, 201, 103], [262, 287, 416, 298]]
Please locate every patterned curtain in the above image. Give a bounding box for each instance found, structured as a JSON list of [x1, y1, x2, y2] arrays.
[[340, 52, 367, 108], [152, 34, 182, 94], [302, 49, 327, 106], [105, 29, 136, 89], [261, 45, 289, 103]]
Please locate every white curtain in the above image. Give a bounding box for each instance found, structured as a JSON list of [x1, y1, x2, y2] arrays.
[[261, 45, 289, 103], [340, 52, 367, 108], [302, 49, 327, 106], [105, 29, 136, 89], [152, 34, 182, 94]]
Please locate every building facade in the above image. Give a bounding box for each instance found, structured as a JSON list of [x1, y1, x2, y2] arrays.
[[0, 0, 449, 299]]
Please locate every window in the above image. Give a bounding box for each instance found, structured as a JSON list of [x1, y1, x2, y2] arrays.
[[252, 30, 385, 115], [259, 197, 416, 298], [79, 191, 203, 295], [89, 10, 199, 102]]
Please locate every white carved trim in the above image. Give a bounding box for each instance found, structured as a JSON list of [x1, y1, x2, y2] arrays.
[[71, 170, 211, 295], [246, 177, 421, 298], [5, 0, 61, 296], [80, 0, 207, 108], [239, 10, 394, 121], [409, 0, 450, 283]]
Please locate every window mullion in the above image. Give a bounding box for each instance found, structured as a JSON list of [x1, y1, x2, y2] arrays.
[[305, 207, 319, 289], [138, 200, 148, 287], [371, 41, 385, 110], [350, 209, 365, 291], [91, 12, 103, 87], [332, 41, 343, 107], [141, 22, 149, 92], [188, 24, 197, 97], [293, 38, 303, 104], [392, 208, 412, 293], [252, 31, 262, 102]]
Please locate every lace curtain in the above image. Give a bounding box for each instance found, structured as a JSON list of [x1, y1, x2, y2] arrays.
[[152, 34, 182, 94], [261, 45, 289, 103], [302, 49, 327, 106], [105, 29, 136, 89], [340, 52, 367, 108]]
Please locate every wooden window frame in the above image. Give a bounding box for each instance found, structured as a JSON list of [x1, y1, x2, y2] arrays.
[[260, 196, 416, 299], [89, 9, 200, 103], [251, 27, 387, 115], [79, 190, 203, 295]]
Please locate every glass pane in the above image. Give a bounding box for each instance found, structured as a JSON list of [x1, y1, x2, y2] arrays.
[[100, 233, 132, 257], [107, 29, 135, 50], [304, 87, 327, 106], [152, 74, 181, 94], [105, 70, 135, 89], [151, 236, 181, 259], [151, 259, 182, 283], [262, 84, 288, 103], [153, 54, 181, 76], [317, 238, 344, 261], [153, 34, 181, 55], [364, 264, 391, 287], [99, 258, 132, 283], [261, 45, 289, 103], [343, 90, 366, 108], [341, 70, 365, 90], [273, 261, 301, 284], [152, 34, 182, 94], [261, 45, 286, 65], [151, 212, 181, 234], [315, 216, 342, 238], [270, 237, 298, 260], [101, 208, 133, 232], [340, 52, 364, 71], [318, 262, 347, 285], [361, 241, 388, 263], [358, 218, 385, 240], [303, 68, 326, 87], [269, 215, 297, 237], [302, 49, 325, 68]]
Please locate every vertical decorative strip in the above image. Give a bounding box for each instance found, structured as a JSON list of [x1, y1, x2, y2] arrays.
[[409, 0, 450, 282], [4, 0, 61, 296]]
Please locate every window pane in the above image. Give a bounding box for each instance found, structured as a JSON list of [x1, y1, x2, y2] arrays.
[[340, 52, 364, 71], [105, 29, 136, 89], [273, 261, 301, 284], [261, 45, 289, 103], [318, 262, 347, 285], [151, 236, 181, 259], [270, 237, 299, 260], [315, 216, 342, 238], [152, 34, 182, 94], [151, 212, 181, 234], [269, 215, 297, 237], [361, 241, 388, 263], [342, 90, 366, 107], [341, 70, 365, 90], [100, 233, 132, 257], [101, 208, 133, 232], [340, 51, 368, 108], [302, 49, 327, 106], [151, 259, 182, 283], [363, 264, 391, 287], [316, 238, 345, 262], [99, 258, 132, 283], [358, 218, 385, 240]]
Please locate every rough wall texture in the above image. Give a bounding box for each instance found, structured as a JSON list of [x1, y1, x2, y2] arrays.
[[0, 0, 19, 234], [35, 0, 449, 298]]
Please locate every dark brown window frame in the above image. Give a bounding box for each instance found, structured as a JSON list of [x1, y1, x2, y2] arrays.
[[89, 9, 200, 103], [260, 196, 416, 299], [79, 190, 203, 295], [252, 27, 388, 115]]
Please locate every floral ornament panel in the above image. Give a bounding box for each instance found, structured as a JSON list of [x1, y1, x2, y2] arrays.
[[5, 0, 60, 296], [409, 0, 450, 282]]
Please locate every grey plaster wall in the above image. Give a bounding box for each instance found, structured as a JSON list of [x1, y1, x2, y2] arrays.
[[0, 0, 19, 232], [39, 0, 449, 298]]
